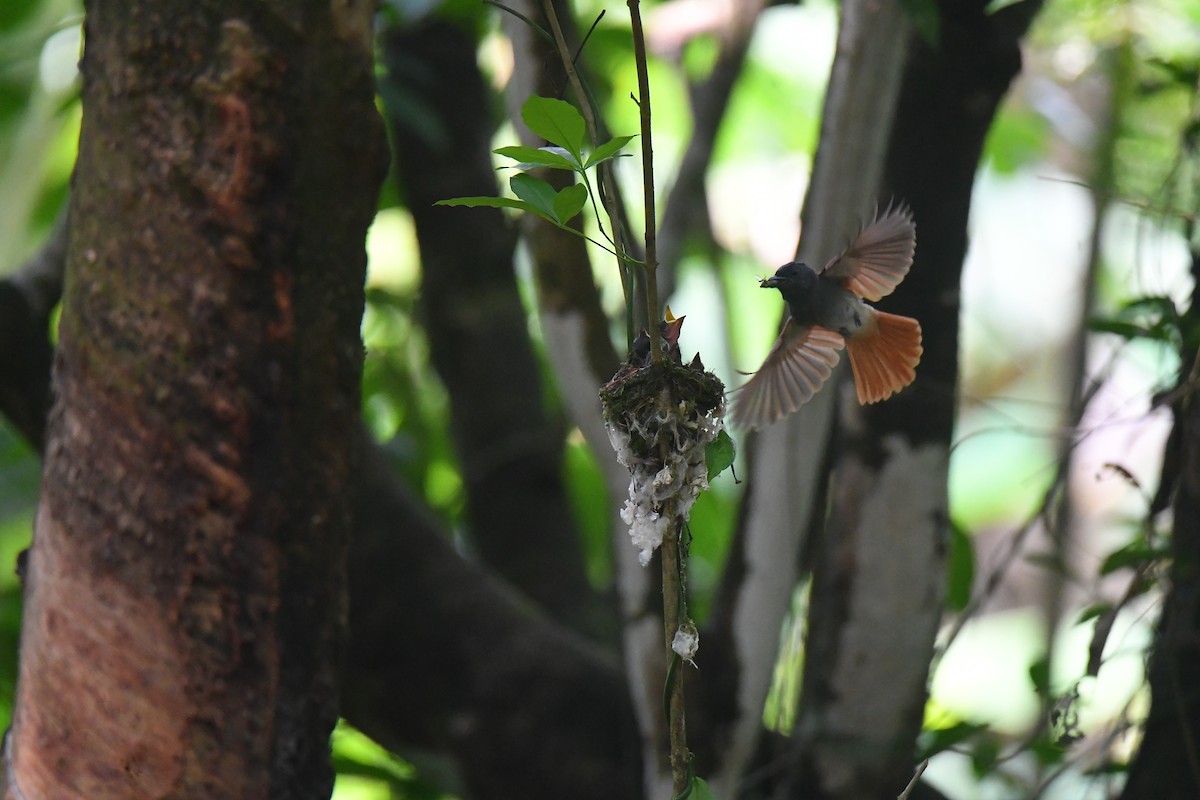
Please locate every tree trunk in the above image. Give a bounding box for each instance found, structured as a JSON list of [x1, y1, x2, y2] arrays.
[[1120, 245, 1200, 799], [784, 2, 1040, 798], [2, 2, 386, 798]]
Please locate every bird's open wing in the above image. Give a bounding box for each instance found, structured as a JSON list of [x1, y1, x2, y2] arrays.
[[821, 203, 916, 301], [731, 322, 844, 430]]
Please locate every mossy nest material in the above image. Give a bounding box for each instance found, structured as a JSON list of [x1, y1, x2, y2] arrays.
[[601, 360, 725, 457], [601, 359, 726, 566]]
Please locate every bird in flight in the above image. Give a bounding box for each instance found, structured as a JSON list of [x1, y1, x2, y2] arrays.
[[731, 204, 922, 430]]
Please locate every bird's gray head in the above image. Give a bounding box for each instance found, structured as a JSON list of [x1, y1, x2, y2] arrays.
[[760, 261, 816, 292]]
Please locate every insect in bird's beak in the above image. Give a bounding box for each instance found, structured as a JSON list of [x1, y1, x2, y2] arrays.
[[759, 275, 779, 289]]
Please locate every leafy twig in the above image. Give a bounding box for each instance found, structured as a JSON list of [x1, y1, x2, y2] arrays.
[[539, 0, 641, 347]]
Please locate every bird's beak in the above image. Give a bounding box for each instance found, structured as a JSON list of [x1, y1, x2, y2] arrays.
[[760, 276, 780, 289], [662, 316, 685, 348]]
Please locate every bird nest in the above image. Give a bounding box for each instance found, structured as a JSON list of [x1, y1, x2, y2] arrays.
[[600, 359, 725, 566]]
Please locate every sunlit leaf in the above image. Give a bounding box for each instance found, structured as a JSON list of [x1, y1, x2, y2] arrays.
[[585, 135, 636, 169], [494, 144, 580, 171], [521, 95, 586, 160]]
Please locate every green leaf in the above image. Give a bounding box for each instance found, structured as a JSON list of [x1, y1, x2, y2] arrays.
[[1147, 57, 1200, 88], [946, 521, 974, 612], [918, 721, 989, 760], [521, 95, 585, 160], [585, 135, 636, 169], [552, 183, 588, 225], [1121, 295, 1179, 316], [494, 144, 580, 171], [509, 173, 559, 219], [1089, 295, 1181, 344], [1087, 319, 1152, 340], [691, 776, 719, 800], [1031, 732, 1070, 765], [1028, 655, 1051, 696], [436, 194, 557, 225], [436, 196, 532, 211], [970, 734, 1001, 776], [1076, 602, 1112, 624], [1100, 539, 1167, 575], [706, 430, 736, 482]]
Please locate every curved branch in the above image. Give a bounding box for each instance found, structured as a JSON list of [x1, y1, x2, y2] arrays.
[[342, 427, 643, 800]]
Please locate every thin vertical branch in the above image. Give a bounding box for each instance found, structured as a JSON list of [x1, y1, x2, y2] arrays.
[[542, 0, 688, 791], [626, 3, 689, 792], [627, 0, 663, 363], [660, 519, 690, 794]]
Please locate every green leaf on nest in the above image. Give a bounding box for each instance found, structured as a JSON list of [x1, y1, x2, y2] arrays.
[[705, 429, 736, 482]]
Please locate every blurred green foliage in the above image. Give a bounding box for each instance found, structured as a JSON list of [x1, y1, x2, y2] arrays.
[[0, 427, 37, 731], [0, 0, 77, 735], [331, 721, 457, 800]]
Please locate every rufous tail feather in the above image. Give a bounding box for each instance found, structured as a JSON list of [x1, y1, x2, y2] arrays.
[[845, 310, 922, 404]]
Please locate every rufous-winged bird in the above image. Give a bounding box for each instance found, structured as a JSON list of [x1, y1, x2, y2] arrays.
[[731, 204, 922, 429]]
